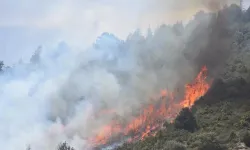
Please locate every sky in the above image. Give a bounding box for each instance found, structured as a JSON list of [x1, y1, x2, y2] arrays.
[[243, 0, 250, 9], [0, 0, 245, 64]]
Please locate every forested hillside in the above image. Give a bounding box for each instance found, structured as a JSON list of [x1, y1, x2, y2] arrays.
[[117, 4, 250, 150]]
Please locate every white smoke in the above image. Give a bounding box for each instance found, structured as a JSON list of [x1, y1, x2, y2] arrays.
[[0, 28, 189, 150], [0, 0, 241, 150]]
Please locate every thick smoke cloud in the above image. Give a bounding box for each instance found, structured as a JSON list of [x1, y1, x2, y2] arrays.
[[0, 0, 242, 150], [0, 28, 189, 150]]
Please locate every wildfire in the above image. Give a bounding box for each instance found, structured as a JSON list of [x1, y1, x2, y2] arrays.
[[181, 66, 209, 107], [88, 66, 210, 148]]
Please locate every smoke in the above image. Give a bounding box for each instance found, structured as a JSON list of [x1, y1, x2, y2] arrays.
[[0, 29, 188, 150], [0, 0, 242, 150]]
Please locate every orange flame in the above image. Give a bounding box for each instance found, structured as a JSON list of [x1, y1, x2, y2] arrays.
[[180, 66, 209, 107], [88, 66, 210, 147]]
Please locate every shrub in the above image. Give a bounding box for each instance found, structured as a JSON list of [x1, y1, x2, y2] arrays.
[[57, 142, 75, 150], [163, 121, 175, 131], [196, 139, 224, 150], [240, 131, 250, 147], [188, 132, 226, 150], [162, 140, 186, 150], [174, 108, 198, 132], [26, 146, 31, 150], [238, 111, 250, 128]]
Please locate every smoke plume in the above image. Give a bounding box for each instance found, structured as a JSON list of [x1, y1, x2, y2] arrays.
[[0, 0, 242, 150]]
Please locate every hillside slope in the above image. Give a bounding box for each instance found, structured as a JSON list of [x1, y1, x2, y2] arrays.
[[116, 5, 250, 150]]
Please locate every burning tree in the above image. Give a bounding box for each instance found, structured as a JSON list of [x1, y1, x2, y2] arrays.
[[89, 66, 211, 148]]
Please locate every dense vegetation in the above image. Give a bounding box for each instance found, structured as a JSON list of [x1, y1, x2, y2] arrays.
[[115, 4, 250, 150]]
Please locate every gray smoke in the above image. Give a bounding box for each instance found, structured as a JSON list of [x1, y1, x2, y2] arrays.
[[0, 1, 242, 150]]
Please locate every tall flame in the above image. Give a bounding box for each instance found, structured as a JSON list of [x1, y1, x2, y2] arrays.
[[181, 66, 209, 107], [88, 66, 210, 148]]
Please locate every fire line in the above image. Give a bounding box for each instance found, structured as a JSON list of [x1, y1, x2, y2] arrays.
[[88, 66, 210, 148]]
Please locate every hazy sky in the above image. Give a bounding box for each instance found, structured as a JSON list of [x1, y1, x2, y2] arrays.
[[0, 0, 245, 64], [243, 0, 250, 9]]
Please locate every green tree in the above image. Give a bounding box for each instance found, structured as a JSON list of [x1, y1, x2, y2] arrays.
[[30, 46, 42, 64], [174, 108, 198, 132], [58, 142, 75, 150], [0, 61, 4, 71]]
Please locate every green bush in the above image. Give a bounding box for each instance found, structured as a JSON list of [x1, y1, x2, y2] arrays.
[[238, 111, 250, 128], [188, 132, 226, 150], [162, 140, 186, 150], [155, 127, 190, 143], [174, 108, 198, 132]]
